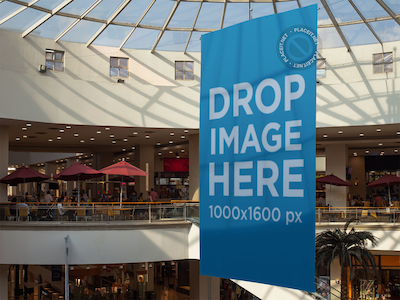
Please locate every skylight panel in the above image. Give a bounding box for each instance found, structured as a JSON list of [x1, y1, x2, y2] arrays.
[[0, 7, 47, 33], [114, 0, 153, 24], [276, 1, 300, 14], [341, 23, 379, 46], [195, 2, 224, 30], [86, 0, 125, 21], [60, 0, 97, 16], [317, 27, 345, 49], [352, 0, 388, 20], [0, 2, 21, 22], [186, 31, 206, 52], [92, 24, 132, 47], [35, 0, 68, 10], [325, 0, 360, 23], [141, 0, 175, 27], [124, 28, 159, 49], [223, 3, 249, 28], [384, 0, 400, 15], [60, 19, 103, 43], [168, 2, 200, 29], [369, 19, 400, 43], [157, 31, 191, 51], [249, 3, 274, 19], [31, 15, 75, 39], [299, 0, 332, 26]]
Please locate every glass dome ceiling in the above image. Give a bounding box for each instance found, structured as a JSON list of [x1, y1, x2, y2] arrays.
[[0, 0, 399, 52]]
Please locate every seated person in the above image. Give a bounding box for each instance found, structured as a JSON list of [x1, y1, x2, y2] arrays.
[[9, 197, 17, 216], [16, 200, 36, 220], [57, 198, 75, 220]]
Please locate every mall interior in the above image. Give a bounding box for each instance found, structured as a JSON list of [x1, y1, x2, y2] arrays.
[[0, 0, 399, 299]]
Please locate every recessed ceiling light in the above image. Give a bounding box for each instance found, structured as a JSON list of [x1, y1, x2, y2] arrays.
[[181, 135, 185, 139], [66, 126, 71, 129], [184, 129, 189, 133], [126, 157, 129, 160], [122, 148, 126, 151], [74, 133, 79, 137], [177, 156, 180, 159], [169, 151, 173, 154], [105, 127, 110, 130], [169, 140, 173, 144], [395, 149, 398, 153], [57, 136, 61, 140], [110, 134, 114, 138], [112, 140, 116, 144], [23, 135, 27, 138], [158, 152, 162, 156], [353, 152, 357, 156], [359, 133, 364, 137], [16, 137, 20, 141], [90, 137, 95, 141], [157, 142, 161, 146], [376, 128, 381, 132], [80, 140, 84, 143], [338, 130, 343, 134], [59, 129, 64, 133], [323, 134, 328, 138], [26, 123, 31, 127], [97, 131, 101, 134], [132, 146, 135, 150], [22, 127, 27, 131], [380, 151, 384, 155], [379, 143, 383, 146], [170, 132, 174, 136], [181, 149, 185, 152], [48, 139, 53, 142], [124, 138, 128, 142], [365, 150, 369, 154], [133, 132, 138, 135], [145, 135, 150, 139], [397, 131, 400, 135]]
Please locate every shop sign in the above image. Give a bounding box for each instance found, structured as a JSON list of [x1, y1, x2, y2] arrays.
[[199, 5, 317, 292]]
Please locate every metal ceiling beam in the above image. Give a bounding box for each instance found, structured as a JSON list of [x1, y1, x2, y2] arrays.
[[184, 0, 203, 53], [220, 0, 227, 29], [54, 0, 103, 42], [320, 0, 351, 52], [21, 0, 73, 38], [272, 0, 277, 14], [296, 0, 301, 8], [0, 0, 40, 25], [86, 0, 131, 47], [118, 0, 156, 50], [349, 0, 382, 45], [151, 0, 181, 53], [376, 0, 400, 26]]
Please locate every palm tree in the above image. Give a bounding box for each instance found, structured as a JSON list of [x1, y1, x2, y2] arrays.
[[315, 218, 378, 300]]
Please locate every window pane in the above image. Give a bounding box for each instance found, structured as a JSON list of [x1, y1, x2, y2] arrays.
[[46, 61, 54, 70], [120, 58, 128, 68], [110, 67, 119, 77], [384, 63, 393, 73], [110, 57, 119, 67], [374, 64, 382, 73], [185, 72, 194, 80], [46, 52, 53, 60], [119, 68, 128, 77], [384, 53, 393, 63], [373, 54, 383, 64], [175, 62, 184, 71], [55, 52, 63, 61], [54, 62, 63, 71], [317, 69, 326, 78], [185, 61, 193, 71], [175, 71, 184, 80]]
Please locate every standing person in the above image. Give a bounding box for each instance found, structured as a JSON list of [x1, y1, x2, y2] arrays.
[[150, 188, 159, 202], [147, 191, 153, 202], [129, 189, 137, 201], [44, 191, 53, 203]]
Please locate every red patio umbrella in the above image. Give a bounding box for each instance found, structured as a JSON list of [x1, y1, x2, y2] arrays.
[[0, 166, 50, 200], [99, 161, 148, 207], [109, 176, 135, 182], [316, 174, 351, 208], [367, 174, 400, 204], [53, 162, 103, 205]]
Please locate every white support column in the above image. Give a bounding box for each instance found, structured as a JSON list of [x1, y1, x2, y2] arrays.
[[330, 258, 341, 299], [135, 145, 154, 197], [326, 144, 349, 207], [189, 134, 199, 201], [0, 264, 8, 300], [45, 162, 57, 197], [0, 126, 9, 202]]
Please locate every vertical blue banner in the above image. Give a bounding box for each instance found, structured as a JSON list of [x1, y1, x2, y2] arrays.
[[200, 6, 317, 292]]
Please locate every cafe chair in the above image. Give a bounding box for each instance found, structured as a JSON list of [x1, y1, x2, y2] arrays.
[[18, 208, 30, 221], [108, 208, 114, 221], [4, 207, 15, 221], [361, 210, 368, 219], [76, 209, 87, 221]]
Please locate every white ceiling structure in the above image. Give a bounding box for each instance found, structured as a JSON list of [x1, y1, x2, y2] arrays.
[[0, 0, 399, 53]]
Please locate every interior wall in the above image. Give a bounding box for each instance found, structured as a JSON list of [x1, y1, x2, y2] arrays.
[[348, 156, 366, 202]]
